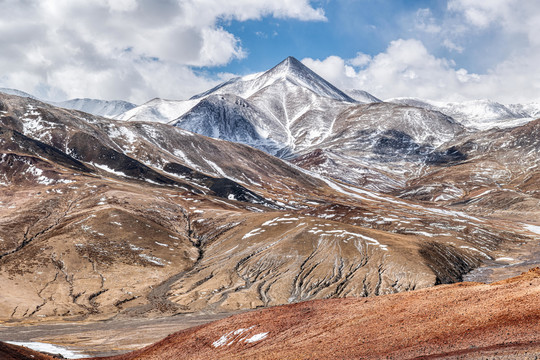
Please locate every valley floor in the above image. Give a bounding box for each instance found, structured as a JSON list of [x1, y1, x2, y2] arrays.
[[0, 312, 243, 358]]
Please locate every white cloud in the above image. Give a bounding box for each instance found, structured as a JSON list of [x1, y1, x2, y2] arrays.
[[448, 0, 515, 28], [0, 0, 325, 103], [302, 38, 540, 103], [347, 52, 371, 67], [442, 39, 464, 53], [299, 1, 540, 104], [448, 0, 540, 45], [415, 8, 441, 34]]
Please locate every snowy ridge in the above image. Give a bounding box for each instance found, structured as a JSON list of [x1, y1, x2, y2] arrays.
[[191, 56, 357, 103], [387, 97, 540, 130], [0, 88, 38, 100], [173, 94, 290, 156], [115, 98, 200, 123], [55, 98, 136, 118], [345, 89, 382, 103]]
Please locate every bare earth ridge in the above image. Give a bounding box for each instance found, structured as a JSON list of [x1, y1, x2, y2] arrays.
[[74, 267, 540, 360]]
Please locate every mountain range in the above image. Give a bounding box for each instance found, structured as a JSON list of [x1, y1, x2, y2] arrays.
[[0, 56, 539, 358], [0, 88, 136, 118]]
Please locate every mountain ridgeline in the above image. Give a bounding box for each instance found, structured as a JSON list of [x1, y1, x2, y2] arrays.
[[0, 56, 538, 326]]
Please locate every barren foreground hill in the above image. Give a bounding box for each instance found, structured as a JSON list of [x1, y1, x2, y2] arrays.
[[2, 268, 538, 359], [100, 268, 540, 360]]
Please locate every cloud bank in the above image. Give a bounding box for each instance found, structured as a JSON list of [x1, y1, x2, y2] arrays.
[[0, 0, 325, 103], [1, 0, 540, 104], [303, 0, 540, 103]]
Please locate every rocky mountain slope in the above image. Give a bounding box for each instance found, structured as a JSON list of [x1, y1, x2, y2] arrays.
[[2, 268, 539, 359], [1, 54, 539, 359], [116, 57, 540, 201], [2, 90, 535, 324]]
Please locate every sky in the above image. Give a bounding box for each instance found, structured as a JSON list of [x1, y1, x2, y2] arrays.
[[1, 0, 540, 104]]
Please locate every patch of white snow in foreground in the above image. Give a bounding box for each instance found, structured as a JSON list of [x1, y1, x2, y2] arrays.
[[213, 326, 255, 347], [5, 341, 90, 358], [244, 332, 268, 343], [495, 257, 515, 262], [524, 224, 540, 235], [212, 326, 268, 347]]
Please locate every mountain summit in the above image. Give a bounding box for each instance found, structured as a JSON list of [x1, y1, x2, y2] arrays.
[[191, 56, 356, 103]]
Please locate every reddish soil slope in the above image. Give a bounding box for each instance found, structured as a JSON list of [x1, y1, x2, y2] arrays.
[[0, 342, 54, 360], [98, 268, 540, 360]]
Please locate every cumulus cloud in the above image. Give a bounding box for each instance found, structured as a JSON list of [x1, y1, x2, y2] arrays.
[[302, 38, 540, 103], [414, 8, 441, 34], [448, 0, 540, 45], [301, 0, 540, 104], [0, 0, 325, 103], [442, 39, 464, 53]]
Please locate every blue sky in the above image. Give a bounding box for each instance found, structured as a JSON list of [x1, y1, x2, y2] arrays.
[[1, 0, 539, 103], [218, 0, 447, 74], [214, 0, 529, 82]]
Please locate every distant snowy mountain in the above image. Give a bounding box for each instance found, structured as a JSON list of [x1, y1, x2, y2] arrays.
[[0, 87, 38, 100], [508, 102, 540, 119], [55, 98, 137, 118], [388, 98, 538, 130], [0, 88, 136, 118], [345, 89, 382, 103], [115, 97, 199, 123], [117, 56, 360, 125], [112, 56, 538, 192]]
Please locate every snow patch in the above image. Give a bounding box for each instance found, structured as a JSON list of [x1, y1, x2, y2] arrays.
[[212, 326, 256, 347], [92, 163, 130, 178], [243, 228, 265, 239], [5, 341, 90, 358], [139, 254, 165, 266], [524, 224, 540, 235], [244, 332, 268, 343]]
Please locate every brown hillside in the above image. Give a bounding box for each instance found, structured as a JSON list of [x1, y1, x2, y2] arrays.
[[98, 268, 540, 360]]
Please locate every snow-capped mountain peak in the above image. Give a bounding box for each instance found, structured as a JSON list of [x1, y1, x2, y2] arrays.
[[258, 56, 356, 102], [191, 56, 356, 103]]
